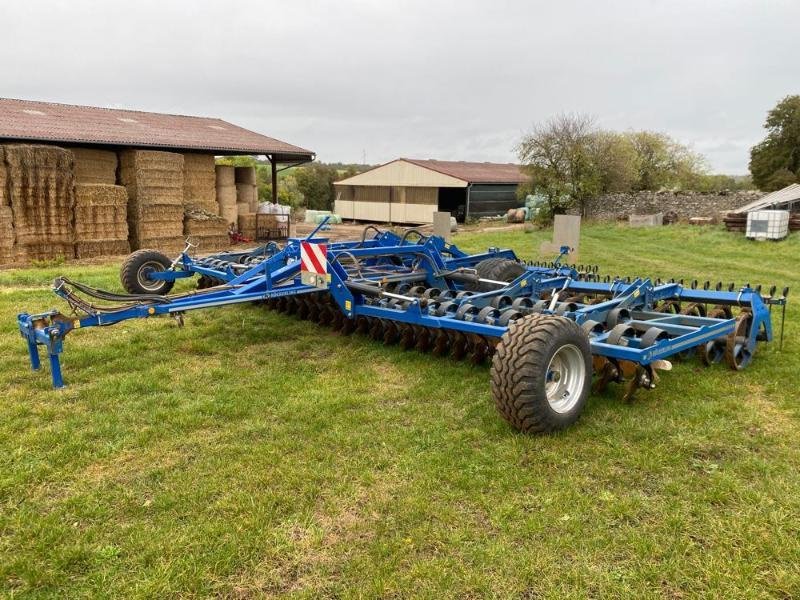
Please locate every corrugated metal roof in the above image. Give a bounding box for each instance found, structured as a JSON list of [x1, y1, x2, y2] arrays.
[[402, 158, 528, 184], [733, 183, 800, 213], [0, 97, 314, 160]]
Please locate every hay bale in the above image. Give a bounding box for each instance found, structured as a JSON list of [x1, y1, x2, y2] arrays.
[[238, 213, 257, 238], [136, 238, 186, 255], [69, 147, 117, 184], [215, 165, 235, 187], [236, 183, 257, 204], [0, 147, 6, 206], [119, 150, 184, 206], [4, 144, 76, 259], [217, 185, 236, 207], [193, 235, 230, 251], [120, 150, 186, 251], [74, 184, 129, 243], [75, 239, 130, 259], [234, 166, 256, 185], [183, 153, 217, 213], [0, 205, 14, 265], [184, 207, 229, 236], [220, 204, 238, 227]]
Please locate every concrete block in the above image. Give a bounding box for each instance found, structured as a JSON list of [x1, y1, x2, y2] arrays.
[[629, 213, 663, 228], [433, 211, 452, 242], [540, 214, 581, 260]]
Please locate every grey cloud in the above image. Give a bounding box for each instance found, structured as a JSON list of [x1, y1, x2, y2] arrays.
[[1, 0, 798, 172]]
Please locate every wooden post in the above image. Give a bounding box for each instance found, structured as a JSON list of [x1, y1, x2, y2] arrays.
[[271, 155, 278, 205]]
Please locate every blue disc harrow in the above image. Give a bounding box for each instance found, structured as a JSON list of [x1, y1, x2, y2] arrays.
[[17, 219, 788, 433]]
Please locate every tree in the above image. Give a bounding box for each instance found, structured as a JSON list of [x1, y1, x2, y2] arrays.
[[517, 113, 600, 215], [624, 131, 706, 191], [749, 95, 800, 191], [588, 131, 638, 193], [294, 163, 339, 210]]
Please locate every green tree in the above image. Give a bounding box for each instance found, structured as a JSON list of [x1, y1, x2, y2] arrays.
[[749, 95, 800, 191], [624, 131, 706, 191], [294, 163, 339, 210], [588, 131, 638, 193]]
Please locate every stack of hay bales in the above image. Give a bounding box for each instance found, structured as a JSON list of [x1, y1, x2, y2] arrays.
[[237, 213, 258, 240], [74, 184, 130, 258], [183, 153, 218, 214], [0, 205, 13, 265], [120, 150, 185, 254], [0, 151, 13, 263], [69, 147, 117, 184], [4, 144, 75, 261], [184, 207, 230, 251], [235, 166, 258, 214], [215, 165, 238, 226]]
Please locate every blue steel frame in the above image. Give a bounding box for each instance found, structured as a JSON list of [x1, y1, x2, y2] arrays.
[[18, 226, 779, 389]]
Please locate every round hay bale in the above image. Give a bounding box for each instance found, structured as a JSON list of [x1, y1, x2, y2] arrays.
[[234, 166, 257, 185], [220, 204, 238, 227], [215, 165, 235, 187], [216, 185, 237, 207]]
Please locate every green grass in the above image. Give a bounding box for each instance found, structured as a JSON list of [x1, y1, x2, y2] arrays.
[[1, 224, 799, 598]]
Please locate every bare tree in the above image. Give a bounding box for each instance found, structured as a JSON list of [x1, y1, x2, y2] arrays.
[[517, 113, 599, 215]]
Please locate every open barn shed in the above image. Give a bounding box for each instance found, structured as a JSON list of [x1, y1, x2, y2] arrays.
[[0, 98, 314, 263], [334, 158, 528, 224]]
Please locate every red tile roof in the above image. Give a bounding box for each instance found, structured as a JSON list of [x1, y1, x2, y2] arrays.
[[402, 158, 528, 184], [0, 98, 314, 160]]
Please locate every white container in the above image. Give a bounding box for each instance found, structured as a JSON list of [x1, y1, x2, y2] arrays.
[[746, 210, 789, 240]]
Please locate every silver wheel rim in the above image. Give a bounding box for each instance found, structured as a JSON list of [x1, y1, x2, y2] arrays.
[[137, 260, 166, 292], [545, 343, 586, 414]]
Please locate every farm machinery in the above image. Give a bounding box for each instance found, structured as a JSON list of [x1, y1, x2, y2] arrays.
[[17, 220, 788, 433]]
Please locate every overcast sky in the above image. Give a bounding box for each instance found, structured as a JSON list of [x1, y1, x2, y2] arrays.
[[2, 0, 797, 173]]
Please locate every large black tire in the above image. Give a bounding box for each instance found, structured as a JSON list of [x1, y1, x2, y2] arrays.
[[468, 257, 526, 292], [491, 314, 592, 434], [120, 249, 175, 295]]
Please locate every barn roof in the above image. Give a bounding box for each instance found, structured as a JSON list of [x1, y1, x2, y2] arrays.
[[0, 97, 314, 162], [401, 158, 528, 184], [335, 158, 528, 187], [733, 183, 800, 213]]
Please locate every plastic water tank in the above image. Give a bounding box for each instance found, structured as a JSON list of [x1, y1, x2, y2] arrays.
[[746, 210, 789, 240]]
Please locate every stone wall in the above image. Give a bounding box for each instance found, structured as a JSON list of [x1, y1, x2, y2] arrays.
[[575, 190, 763, 221]]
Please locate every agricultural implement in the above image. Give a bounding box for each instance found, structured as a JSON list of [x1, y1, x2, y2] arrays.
[[17, 220, 788, 433]]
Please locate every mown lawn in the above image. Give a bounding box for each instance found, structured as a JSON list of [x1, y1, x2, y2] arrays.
[[1, 224, 798, 598]]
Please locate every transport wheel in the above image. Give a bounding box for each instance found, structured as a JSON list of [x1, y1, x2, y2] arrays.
[[491, 314, 592, 434], [468, 258, 526, 292], [120, 249, 175, 295]]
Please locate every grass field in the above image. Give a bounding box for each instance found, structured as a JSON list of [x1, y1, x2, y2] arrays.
[[1, 224, 799, 598]]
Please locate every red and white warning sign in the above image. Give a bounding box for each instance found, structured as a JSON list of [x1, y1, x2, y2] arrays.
[[300, 241, 330, 287], [300, 241, 327, 274]]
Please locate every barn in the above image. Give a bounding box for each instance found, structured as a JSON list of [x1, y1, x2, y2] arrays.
[[0, 98, 313, 263], [333, 158, 528, 224]]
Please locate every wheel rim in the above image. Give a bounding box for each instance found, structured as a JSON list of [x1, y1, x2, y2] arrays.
[[137, 260, 166, 292], [545, 344, 586, 414]]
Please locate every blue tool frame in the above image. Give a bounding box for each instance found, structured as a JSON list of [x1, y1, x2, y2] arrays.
[[17, 225, 783, 389]]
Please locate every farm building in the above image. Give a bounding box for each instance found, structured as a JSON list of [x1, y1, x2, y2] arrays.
[[334, 158, 528, 224], [0, 98, 313, 263]]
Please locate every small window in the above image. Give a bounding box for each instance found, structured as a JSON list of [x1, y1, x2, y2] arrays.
[[22, 109, 46, 116], [208, 125, 226, 131], [118, 117, 137, 123]]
